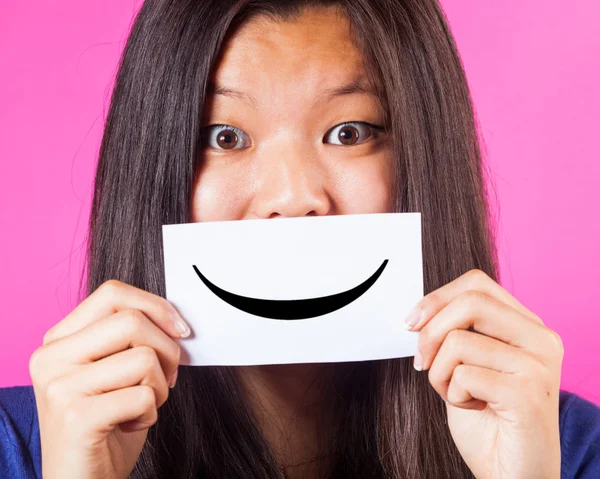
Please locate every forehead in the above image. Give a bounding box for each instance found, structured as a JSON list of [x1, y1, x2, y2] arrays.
[[209, 7, 372, 105]]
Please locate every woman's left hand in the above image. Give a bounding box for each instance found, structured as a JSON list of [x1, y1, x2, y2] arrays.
[[404, 269, 563, 479]]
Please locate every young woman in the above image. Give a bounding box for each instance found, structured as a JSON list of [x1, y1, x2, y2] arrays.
[[1, 1, 599, 478]]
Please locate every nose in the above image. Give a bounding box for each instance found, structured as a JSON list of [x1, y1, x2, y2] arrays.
[[250, 142, 331, 219]]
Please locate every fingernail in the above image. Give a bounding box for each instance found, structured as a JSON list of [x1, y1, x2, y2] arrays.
[[404, 307, 422, 330], [173, 315, 191, 338], [169, 368, 178, 389], [413, 349, 423, 371]]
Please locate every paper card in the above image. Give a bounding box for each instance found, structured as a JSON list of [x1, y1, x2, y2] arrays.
[[162, 212, 422, 366]]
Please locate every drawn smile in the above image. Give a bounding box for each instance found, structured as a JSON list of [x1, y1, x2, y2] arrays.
[[192, 259, 388, 320]]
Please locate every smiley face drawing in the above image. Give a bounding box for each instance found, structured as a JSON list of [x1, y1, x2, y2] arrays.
[[192, 259, 389, 320]]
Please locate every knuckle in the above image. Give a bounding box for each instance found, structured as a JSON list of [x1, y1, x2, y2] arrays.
[[28, 347, 46, 381], [145, 405, 159, 428], [446, 373, 466, 404], [122, 309, 146, 334], [446, 382, 460, 404], [446, 329, 465, 353], [138, 385, 157, 411], [452, 364, 469, 384], [42, 326, 57, 345], [99, 279, 123, 297], [457, 289, 486, 312], [465, 268, 488, 285], [135, 345, 159, 373], [546, 328, 564, 357], [45, 379, 67, 406], [426, 362, 444, 390]]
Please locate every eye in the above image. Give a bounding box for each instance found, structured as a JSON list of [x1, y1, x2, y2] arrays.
[[202, 125, 251, 150], [323, 122, 384, 146]]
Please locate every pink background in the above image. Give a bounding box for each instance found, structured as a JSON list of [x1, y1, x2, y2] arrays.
[[1, 1, 599, 404]]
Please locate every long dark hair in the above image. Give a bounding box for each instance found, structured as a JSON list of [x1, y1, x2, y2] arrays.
[[87, 0, 497, 477]]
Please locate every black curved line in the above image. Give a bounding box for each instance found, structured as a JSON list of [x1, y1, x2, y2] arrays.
[[192, 259, 389, 320]]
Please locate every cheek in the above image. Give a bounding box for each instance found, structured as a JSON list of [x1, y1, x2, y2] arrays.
[[191, 164, 253, 222], [330, 155, 393, 214]]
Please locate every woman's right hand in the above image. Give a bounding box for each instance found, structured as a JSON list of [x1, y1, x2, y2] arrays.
[[29, 280, 191, 479]]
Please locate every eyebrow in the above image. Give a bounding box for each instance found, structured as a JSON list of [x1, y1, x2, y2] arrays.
[[206, 83, 257, 108], [318, 78, 379, 103], [206, 77, 379, 107]]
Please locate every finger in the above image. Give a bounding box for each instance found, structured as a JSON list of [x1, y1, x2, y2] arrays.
[[428, 329, 542, 402], [35, 309, 180, 386], [446, 364, 521, 411], [447, 365, 560, 424], [62, 346, 171, 408], [418, 291, 562, 371], [88, 386, 159, 434], [58, 386, 158, 441], [43, 280, 190, 344], [404, 269, 543, 331]]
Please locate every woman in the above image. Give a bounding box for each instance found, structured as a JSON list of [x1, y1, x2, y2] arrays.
[[1, 0, 599, 478]]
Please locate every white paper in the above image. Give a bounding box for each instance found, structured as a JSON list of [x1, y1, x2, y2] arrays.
[[162, 212, 422, 366]]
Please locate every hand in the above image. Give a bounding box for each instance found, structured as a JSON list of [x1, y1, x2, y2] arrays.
[[404, 269, 563, 479], [29, 280, 190, 479]]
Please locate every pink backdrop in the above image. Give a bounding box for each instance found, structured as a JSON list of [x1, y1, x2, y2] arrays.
[[1, 1, 599, 404]]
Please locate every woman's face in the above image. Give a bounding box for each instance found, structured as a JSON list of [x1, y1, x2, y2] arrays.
[[192, 6, 393, 222]]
